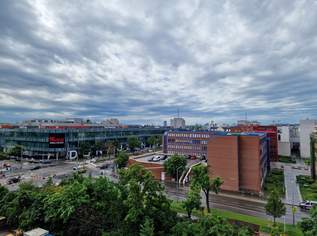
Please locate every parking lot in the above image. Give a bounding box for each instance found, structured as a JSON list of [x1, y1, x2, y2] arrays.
[[0, 158, 117, 191]]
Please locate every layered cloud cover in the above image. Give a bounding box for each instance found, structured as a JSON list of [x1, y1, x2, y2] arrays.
[[0, 0, 317, 124]]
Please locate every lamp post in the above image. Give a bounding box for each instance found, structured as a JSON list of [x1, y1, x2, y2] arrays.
[[176, 166, 183, 190]]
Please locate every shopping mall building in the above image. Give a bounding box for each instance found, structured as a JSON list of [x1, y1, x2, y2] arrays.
[[0, 124, 167, 159]]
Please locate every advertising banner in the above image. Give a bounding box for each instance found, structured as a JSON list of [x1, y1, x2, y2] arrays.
[[49, 133, 65, 148]]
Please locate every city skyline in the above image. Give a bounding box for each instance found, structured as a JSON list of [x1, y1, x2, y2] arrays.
[[1, 1, 317, 124]]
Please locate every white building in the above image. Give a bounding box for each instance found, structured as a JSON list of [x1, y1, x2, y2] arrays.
[[299, 119, 317, 158], [170, 117, 186, 129], [277, 125, 299, 157], [103, 118, 120, 128]]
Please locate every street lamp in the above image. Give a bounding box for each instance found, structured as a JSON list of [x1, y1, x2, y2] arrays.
[[176, 166, 183, 190]]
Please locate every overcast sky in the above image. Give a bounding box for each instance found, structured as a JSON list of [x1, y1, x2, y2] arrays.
[[0, 0, 317, 125]]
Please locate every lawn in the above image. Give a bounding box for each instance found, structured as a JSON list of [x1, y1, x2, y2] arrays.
[[263, 168, 285, 196], [297, 175, 317, 201], [279, 155, 296, 164], [171, 201, 303, 236]]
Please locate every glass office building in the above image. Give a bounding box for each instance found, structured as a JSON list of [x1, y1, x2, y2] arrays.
[[0, 127, 167, 158]]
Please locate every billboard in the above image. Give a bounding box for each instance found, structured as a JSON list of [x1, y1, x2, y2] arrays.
[[49, 133, 65, 148]]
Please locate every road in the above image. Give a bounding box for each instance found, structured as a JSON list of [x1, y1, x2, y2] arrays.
[[164, 182, 309, 225]]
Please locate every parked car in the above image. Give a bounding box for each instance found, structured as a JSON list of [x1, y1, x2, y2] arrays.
[[7, 176, 21, 185], [30, 165, 41, 170], [161, 155, 168, 160], [299, 201, 316, 210], [152, 156, 166, 162], [100, 164, 109, 169], [40, 160, 51, 164]]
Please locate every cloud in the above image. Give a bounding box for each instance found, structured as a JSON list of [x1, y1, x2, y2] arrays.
[[0, 0, 317, 125]]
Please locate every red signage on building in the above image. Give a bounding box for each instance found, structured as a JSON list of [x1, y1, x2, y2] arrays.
[[49, 134, 65, 148]]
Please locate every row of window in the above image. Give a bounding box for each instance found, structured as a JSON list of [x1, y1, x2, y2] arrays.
[[167, 145, 207, 151], [168, 151, 202, 156], [167, 133, 211, 138], [168, 139, 208, 145]]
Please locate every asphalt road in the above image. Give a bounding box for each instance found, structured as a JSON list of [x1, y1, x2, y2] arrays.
[[164, 183, 309, 225]]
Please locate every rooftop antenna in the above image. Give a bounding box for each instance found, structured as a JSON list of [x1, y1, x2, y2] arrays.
[[177, 108, 180, 118], [245, 112, 248, 121]]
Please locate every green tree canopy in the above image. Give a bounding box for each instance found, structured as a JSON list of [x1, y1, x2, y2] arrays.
[[163, 154, 187, 179], [182, 185, 201, 219], [299, 206, 317, 235], [128, 136, 141, 151], [265, 188, 286, 224], [8, 144, 23, 157], [191, 165, 223, 212], [139, 218, 154, 236], [119, 164, 176, 235], [115, 151, 129, 168]]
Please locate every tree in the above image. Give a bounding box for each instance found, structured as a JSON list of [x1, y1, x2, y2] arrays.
[[182, 185, 201, 219], [163, 154, 187, 179], [66, 204, 106, 236], [191, 165, 223, 212], [115, 151, 129, 168], [147, 136, 159, 148], [79, 142, 91, 158], [0, 185, 8, 202], [211, 177, 223, 195], [0, 151, 8, 160], [139, 218, 154, 236], [105, 141, 115, 157], [119, 164, 176, 235], [265, 189, 286, 224], [91, 141, 105, 156], [198, 215, 234, 236], [128, 136, 141, 151], [299, 206, 317, 235], [171, 220, 200, 236], [8, 144, 22, 157]]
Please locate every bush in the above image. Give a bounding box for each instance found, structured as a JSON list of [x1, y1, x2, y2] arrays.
[[278, 155, 296, 164], [264, 169, 284, 196], [0, 152, 8, 160], [297, 175, 314, 185]]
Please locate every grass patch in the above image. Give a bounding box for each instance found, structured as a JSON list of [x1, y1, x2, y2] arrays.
[[297, 175, 317, 201], [264, 168, 285, 197], [304, 159, 311, 166], [279, 155, 296, 164], [171, 201, 303, 235]]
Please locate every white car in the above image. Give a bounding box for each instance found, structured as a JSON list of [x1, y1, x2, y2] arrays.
[[299, 201, 316, 210]]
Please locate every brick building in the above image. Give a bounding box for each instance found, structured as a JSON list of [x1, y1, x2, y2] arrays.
[[208, 133, 269, 194], [230, 125, 278, 162], [128, 153, 172, 181]]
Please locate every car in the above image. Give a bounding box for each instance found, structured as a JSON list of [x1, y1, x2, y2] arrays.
[[3, 163, 11, 168], [40, 160, 51, 164], [161, 155, 168, 160], [30, 165, 41, 170], [7, 176, 21, 185], [100, 164, 109, 169], [152, 156, 165, 162], [299, 201, 316, 210]]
